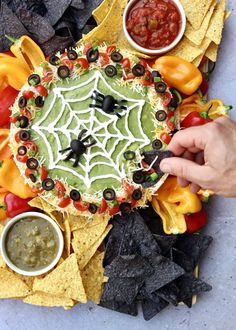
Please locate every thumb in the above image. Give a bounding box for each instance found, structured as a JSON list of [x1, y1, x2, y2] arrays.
[[160, 157, 211, 186]]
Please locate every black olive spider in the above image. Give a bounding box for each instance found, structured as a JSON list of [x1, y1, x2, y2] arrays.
[[59, 129, 96, 167], [89, 91, 127, 118]]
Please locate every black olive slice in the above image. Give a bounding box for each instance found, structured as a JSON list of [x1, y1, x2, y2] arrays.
[[152, 139, 163, 150], [105, 65, 117, 77], [18, 96, 27, 108], [26, 158, 39, 170], [155, 81, 167, 93], [155, 110, 167, 121], [170, 97, 178, 109], [19, 130, 30, 141], [120, 202, 131, 215], [89, 203, 98, 214], [18, 116, 29, 128], [35, 96, 44, 107], [86, 48, 99, 63], [70, 189, 81, 201], [132, 189, 142, 200], [152, 70, 161, 79], [132, 64, 145, 77], [111, 51, 123, 62], [29, 174, 37, 183], [42, 178, 55, 191], [103, 188, 116, 201], [17, 146, 27, 156], [133, 171, 145, 184], [57, 65, 70, 79], [67, 49, 78, 60], [49, 55, 60, 66], [28, 74, 41, 86], [124, 150, 136, 161]]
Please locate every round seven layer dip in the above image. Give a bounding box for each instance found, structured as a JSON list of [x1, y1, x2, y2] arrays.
[[10, 43, 178, 217]]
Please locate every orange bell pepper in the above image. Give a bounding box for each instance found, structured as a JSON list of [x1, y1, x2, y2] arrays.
[[0, 192, 7, 221], [0, 129, 11, 160], [153, 56, 203, 95], [0, 159, 36, 199]]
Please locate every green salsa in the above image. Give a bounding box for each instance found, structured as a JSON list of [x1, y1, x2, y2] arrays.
[[5, 217, 59, 271]]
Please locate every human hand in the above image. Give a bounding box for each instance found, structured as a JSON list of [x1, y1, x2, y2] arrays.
[[160, 117, 236, 197]]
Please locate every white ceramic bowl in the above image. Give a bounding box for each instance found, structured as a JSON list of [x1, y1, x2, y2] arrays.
[[0, 212, 64, 276], [123, 0, 186, 55]]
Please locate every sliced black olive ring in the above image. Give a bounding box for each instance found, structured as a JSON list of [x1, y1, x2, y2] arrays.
[[105, 65, 117, 77], [111, 51, 123, 62], [19, 130, 30, 141], [70, 189, 81, 201], [103, 188, 116, 201], [133, 171, 145, 184], [35, 96, 44, 107], [152, 139, 163, 150], [26, 158, 39, 170], [29, 174, 37, 183], [124, 150, 136, 161], [170, 97, 178, 109], [120, 202, 131, 215], [132, 189, 142, 201], [155, 81, 167, 93], [132, 64, 145, 77], [67, 49, 78, 60], [17, 146, 27, 156], [28, 74, 41, 86], [89, 203, 98, 214], [57, 65, 70, 79], [42, 178, 55, 191], [49, 55, 60, 66], [18, 96, 27, 108], [86, 48, 99, 63], [155, 110, 167, 122], [18, 116, 29, 128]]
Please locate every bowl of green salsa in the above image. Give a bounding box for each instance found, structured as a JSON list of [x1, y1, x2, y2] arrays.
[[0, 212, 64, 276]]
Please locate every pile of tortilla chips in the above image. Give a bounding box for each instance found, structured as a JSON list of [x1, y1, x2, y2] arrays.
[[0, 199, 111, 309], [80, 0, 230, 66]]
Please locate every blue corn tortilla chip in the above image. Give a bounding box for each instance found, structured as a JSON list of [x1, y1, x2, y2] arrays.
[[70, 0, 85, 10], [170, 248, 194, 273], [104, 255, 154, 278], [156, 283, 180, 306], [142, 150, 174, 178], [40, 34, 75, 56], [153, 234, 178, 256], [99, 300, 138, 317], [142, 298, 169, 321], [44, 0, 72, 25], [138, 203, 165, 235]]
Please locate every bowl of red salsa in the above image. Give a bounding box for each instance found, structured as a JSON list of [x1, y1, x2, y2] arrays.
[[123, 0, 186, 55]]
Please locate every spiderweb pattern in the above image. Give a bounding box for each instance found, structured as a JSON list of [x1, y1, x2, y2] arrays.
[[32, 71, 151, 189]]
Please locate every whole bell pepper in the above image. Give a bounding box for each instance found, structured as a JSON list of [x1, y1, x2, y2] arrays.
[[0, 159, 36, 199], [153, 56, 203, 96], [181, 111, 212, 128], [6, 35, 45, 71], [0, 129, 12, 160], [2, 192, 33, 218], [185, 209, 208, 233], [0, 86, 19, 128], [0, 192, 7, 221]]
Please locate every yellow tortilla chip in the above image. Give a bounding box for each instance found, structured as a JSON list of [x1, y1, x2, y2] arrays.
[[185, 1, 216, 46], [93, 0, 114, 25], [192, 55, 203, 67], [81, 0, 128, 44], [10, 271, 34, 289], [33, 254, 87, 303], [63, 217, 71, 258], [78, 224, 112, 270], [66, 214, 90, 231], [23, 291, 74, 309], [205, 42, 218, 62], [224, 10, 231, 21], [198, 37, 212, 53], [0, 268, 31, 298], [81, 251, 105, 304], [206, 0, 226, 45], [167, 37, 203, 62], [180, 0, 213, 29]]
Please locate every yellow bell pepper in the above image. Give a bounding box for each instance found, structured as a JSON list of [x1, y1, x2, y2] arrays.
[[203, 99, 232, 120], [0, 159, 36, 199], [152, 56, 203, 95], [0, 192, 7, 221], [156, 177, 202, 214], [0, 129, 11, 160], [6, 35, 45, 71], [0, 57, 31, 90]]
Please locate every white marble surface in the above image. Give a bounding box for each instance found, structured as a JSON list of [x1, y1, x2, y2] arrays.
[[1, 2, 236, 329]]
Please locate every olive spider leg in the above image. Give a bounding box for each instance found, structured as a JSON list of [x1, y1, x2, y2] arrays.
[[114, 104, 127, 110], [78, 129, 88, 140], [81, 135, 97, 147], [59, 147, 71, 154], [73, 155, 81, 168], [64, 150, 74, 161]]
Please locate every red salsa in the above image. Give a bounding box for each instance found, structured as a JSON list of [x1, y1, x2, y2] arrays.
[[126, 0, 182, 50]]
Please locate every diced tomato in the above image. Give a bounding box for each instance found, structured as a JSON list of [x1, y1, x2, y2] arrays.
[[162, 92, 172, 107], [116, 197, 127, 203], [22, 90, 34, 100], [131, 199, 137, 208], [16, 154, 28, 163], [42, 70, 54, 83], [106, 45, 116, 55], [99, 53, 109, 66], [55, 181, 66, 198], [31, 186, 44, 194], [40, 165, 48, 181], [73, 200, 90, 211], [35, 85, 48, 97], [160, 132, 172, 144], [76, 58, 90, 69], [23, 141, 38, 155], [61, 59, 74, 71], [20, 108, 32, 121], [15, 131, 21, 143], [122, 179, 134, 196], [109, 204, 120, 216], [25, 168, 34, 178], [142, 69, 152, 86], [121, 58, 131, 69], [83, 43, 92, 55], [10, 116, 18, 124], [123, 72, 135, 81], [139, 59, 148, 68], [58, 197, 71, 208], [98, 198, 108, 213]]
